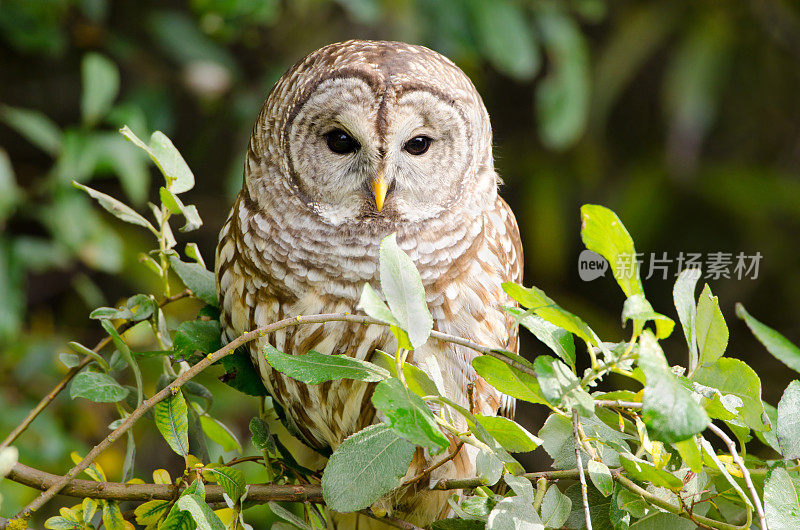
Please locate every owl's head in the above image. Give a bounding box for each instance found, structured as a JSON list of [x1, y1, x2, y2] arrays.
[[246, 40, 496, 225]]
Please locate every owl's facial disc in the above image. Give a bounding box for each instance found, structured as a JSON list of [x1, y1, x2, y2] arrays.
[[286, 77, 478, 224]]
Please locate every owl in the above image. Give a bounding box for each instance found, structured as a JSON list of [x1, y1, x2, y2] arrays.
[[216, 40, 523, 526]]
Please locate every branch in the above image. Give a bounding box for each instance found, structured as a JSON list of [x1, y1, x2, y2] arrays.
[[572, 410, 593, 530], [0, 290, 191, 451], [431, 467, 583, 490], [402, 441, 464, 487], [9, 312, 513, 524], [6, 463, 322, 503], [706, 423, 767, 530]]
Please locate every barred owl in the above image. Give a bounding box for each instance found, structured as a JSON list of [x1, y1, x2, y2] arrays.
[[216, 40, 523, 526]]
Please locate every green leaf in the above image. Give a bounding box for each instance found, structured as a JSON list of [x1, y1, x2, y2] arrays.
[[322, 423, 416, 512], [206, 466, 245, 503], [169, 255, 218, 306], [673, 437, 703, 473], [44, 517, 82, 530], [371, 350, 440, 398], [691, 357, 766, 431], [564, 483, 613, 529], [200, 416, 242, 452], [580, 204, 643, 299], [673, 268, 701, 371], [619, 454, 682, 489], [539, 413, 629, 469], [621, 294, 674, 339], [372, 377, 449, 453], [487, 496, 543, 530], [154, 390, 189, 456], [736, 303, 800, 373], [81, 53, 119, 126], [534, 355, 594, 415], [475, 415, 541, 453], [358, 283, 400, 327], [101, 500, 126, 530], [540, 484, 572, 528], [101, 318, 143, 406], [470, 0, 539, 80], [134, 500, 171, 527], [536, 11, 590, 150], [765, 466, 800, 528], [700, 437, 752, 508], [472, 355, 548, 405], [477, 448, 503, 486], [218, 347, 268, 396], [777, 380, 800, 459], [0, 105, 62, 155], [268, 501, 313, 530], [176, 494, 226, 529], [173, 320, 222, 362], [588, 460, 614, 497], [159, 187, 203, 232], [73, 182, 155, 232], [378, 233, 433, 349], [264, 344, 389, 384], [59, 353, 80, 368], [695, 284, 728, 366], [121, 126, 195, 194], [506, 306, 575, 369], [629, 513, 695, 529], [70, 371, 129, 402], [502, 283, 598, 347], [249, 417, 277, 455], [639, 331, 709, 442]]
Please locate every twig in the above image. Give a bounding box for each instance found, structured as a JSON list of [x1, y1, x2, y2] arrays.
[[572, 410, 593, 530], [6, 463, 322, 503], [0, 290, 191, 451], [707, 423, 767, 530], [402, 441, 464, 487], [431, 467, 584, 490], [612, 469, 752, 530], [8, 313, 510, 524]]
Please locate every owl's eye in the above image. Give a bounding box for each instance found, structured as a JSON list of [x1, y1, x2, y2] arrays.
[[403, 135, 432, 156], [324, 129, 360, 155]]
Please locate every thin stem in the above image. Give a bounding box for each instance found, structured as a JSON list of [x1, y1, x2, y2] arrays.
[[402, 441, 464, 487], [0, 290, 190, 451], [572, 409, 593, 530], [707, 423, 767, 530]]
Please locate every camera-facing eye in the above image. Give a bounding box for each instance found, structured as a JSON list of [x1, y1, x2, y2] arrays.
[[404, 135, 432, 156], [324, 129, 360, 155]]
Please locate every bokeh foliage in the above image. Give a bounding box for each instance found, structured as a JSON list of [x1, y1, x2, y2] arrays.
[[1, 0, 800, 525]]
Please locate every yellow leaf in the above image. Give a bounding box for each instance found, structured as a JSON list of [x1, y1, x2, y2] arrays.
[[152, 468, 171, 485]]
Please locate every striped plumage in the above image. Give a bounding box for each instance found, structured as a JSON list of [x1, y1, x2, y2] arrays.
[[216, 40, 523, 526]]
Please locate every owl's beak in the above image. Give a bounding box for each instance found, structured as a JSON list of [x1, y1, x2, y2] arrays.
[[372, 174, 388, 212]]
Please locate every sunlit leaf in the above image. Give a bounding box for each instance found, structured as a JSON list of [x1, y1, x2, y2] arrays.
[[70, 371, 129, 403], [372, 377, 448, 453], [154, 390, 189, 456], [777, 380, 800, 459], [737, 303, 800, 373], [73, 182, 155, 232], [695, 284, 728, 366]]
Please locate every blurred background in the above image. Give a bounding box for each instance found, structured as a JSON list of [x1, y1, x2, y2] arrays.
[[2, 0, 800, 524]]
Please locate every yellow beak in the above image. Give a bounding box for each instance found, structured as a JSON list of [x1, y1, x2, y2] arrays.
[[372, 174, 388, 212]]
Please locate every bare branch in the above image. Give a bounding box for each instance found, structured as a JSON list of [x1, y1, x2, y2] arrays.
[[402, 441, 464, 487], [6, 462, 322, 503], [572, 409, 593, 530], [706, 423, 767, 530]]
